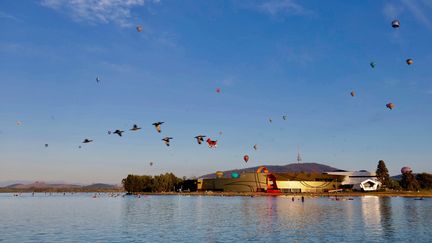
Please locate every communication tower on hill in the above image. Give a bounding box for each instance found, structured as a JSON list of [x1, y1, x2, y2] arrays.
[[297, 146, 302, 163]]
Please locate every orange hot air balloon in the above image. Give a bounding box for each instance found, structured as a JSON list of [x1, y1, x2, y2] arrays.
[[243, 155, 249, 163], [350, 91, 356, 97], [386, 103, 395, 110]]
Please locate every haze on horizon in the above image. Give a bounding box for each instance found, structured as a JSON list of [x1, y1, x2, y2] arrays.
[[1, 0, 432, 184]]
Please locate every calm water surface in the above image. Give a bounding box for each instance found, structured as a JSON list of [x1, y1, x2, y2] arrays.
[[0, 194, 430, 242]]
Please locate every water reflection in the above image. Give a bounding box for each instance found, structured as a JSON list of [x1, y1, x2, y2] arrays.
[[379, 197, 394, 239], [0, 194, 431, 242]]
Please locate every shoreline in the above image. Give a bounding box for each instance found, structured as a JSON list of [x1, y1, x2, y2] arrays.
[[2, 190, 432, 197]]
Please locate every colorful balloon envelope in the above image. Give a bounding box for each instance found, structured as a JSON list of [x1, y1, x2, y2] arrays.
[[386, 103, 395, 110], [401, 166, 412, 174], [350, 91, 356, 97], [406, 59, 413, 65], [231, 172, 240, 179], [243, 155, 249, 163], [215, 171, 224, 178]]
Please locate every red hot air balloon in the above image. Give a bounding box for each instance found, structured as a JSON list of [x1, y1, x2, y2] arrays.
[[386, 103, 395, 110], [216, 88, 221, 93], [243, 155, 249, 163]]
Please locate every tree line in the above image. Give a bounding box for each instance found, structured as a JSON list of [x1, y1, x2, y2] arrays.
[[376, 160, 432, 191], [122, 173, 184, 193]]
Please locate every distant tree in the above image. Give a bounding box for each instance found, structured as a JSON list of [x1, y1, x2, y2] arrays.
[[388, 179, 401, 190], [376, 160, 391, 187], [122, 173, 183, 193], [400, 171, 420, 191], [416, 173, 432, 190]]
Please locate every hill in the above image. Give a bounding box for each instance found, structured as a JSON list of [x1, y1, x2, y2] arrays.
[[200, 162, 342, 179], [1, 181, 121, 192]]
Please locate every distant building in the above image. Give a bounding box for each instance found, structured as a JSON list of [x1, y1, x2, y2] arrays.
[[198, 166, 343, 193], [325, 170, 381, 191]]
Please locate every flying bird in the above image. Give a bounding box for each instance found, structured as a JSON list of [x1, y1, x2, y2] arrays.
[[370, 62, 376, 68], [162, 137, 173, 146], [153, 122, 164, 133], [130, 124, 141, 131], [96, 76, 101, 83], [82, 139, 93, 143], [282, 115, 287, 121], [253, 144, 258, 150], [113, 130, 124, 137], [194, 135, 206, 145], [206, 138, 218, 148]]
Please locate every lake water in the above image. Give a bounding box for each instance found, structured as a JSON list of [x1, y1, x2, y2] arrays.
[[0, 194, 430, 242]]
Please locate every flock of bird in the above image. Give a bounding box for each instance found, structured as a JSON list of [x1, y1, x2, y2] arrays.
[[15, 19, 414, 166]]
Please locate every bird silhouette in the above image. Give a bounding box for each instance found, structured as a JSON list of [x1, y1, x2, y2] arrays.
[[194, 135, 206, 145], [162, 137, 173, 146], [113, 130, 124, 137], [153, 122, 164, 133], [130, 124, 141, 131]]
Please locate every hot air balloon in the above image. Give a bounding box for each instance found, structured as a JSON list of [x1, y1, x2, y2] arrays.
[[406, 59, 413, 65], [350, 91, 356, 97], [206, 138, 217, 148], [136, 25, 143, 32], [392, 20, 400, 28], [149, 162, 154, 166], [253, 144, 258, 150], [243, 155, 249, 163], [401, 166, 412, 174], [370, 62, 376, 68], [386, 103, 395, 110], [96, 76, 101, 83], [45, 144, 48, 148], [215, 171, 224, 178], [216, 88, 221, 93], [16, 120, 22, 126], [282, 115, 287, 121], [231, 172, 240, 179]]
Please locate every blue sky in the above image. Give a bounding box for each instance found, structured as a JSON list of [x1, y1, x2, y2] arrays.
[[1, 0, 432, 184]]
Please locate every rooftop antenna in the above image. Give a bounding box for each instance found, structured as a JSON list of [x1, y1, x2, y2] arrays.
[[297, 146, 302, 163]]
